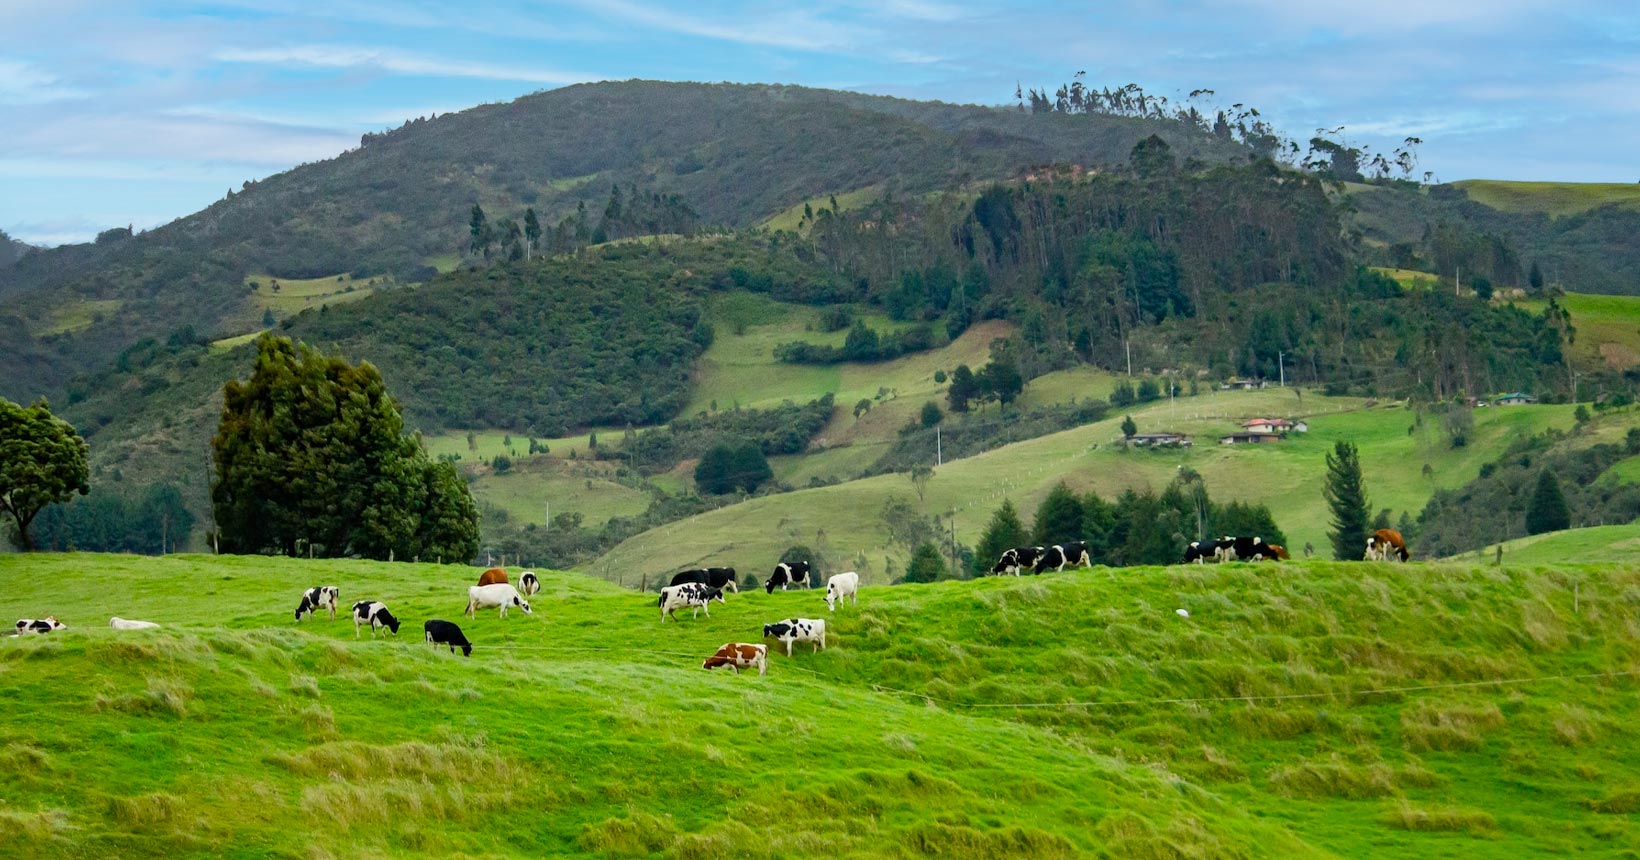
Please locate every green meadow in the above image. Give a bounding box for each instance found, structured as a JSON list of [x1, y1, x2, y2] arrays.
[[1453, 179, 1640, 218], [1, 552, 1637, 857]]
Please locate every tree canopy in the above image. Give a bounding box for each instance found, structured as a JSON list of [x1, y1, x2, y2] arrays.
[[0, 397, 90, 551], [211, 335, 479, 561]]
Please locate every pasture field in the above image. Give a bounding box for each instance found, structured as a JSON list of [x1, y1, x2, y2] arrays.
[[1463, 524, 1640, 566], [36, 299, 124, 337], [469, 463, 650, 529], [1370, 267, 1441, 291], [1514, 292, 1640, 371], [244, 273, 383, 315], [1453, 179, 1640, 217], [1, 553, 1637, 858], [597, 392, 1580, 584], [759, 186, 882, 232]]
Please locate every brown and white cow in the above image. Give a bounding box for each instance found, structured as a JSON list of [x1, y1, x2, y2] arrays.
[[477, 567, 509, 587], [1365, 529, 1410, 561], [702, 643, 767, 675], [1267, 544, 1291, 560]]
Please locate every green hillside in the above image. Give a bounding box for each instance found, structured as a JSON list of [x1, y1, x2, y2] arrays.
[[1452, 180, 1640, 218], [1, 553, 1636, 857], [1514, 292, 1640, 372], [594, 392, 1578, 583], [1461, 524, 1640, 566]]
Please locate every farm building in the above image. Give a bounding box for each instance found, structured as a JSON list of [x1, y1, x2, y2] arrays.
[[1125, 432, 1192, 448], [1495, 393, 1537, 406], [1221, 378, 1268, 390], [1241, 418, 1307, 433], [1220, 431, 1285, 445]]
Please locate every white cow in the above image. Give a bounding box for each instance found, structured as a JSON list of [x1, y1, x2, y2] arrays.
[[824, 572, 859, 612], [762, 617, 826, 656], [109, 617, 160, 630], [658, 583, 723, 622], [466, 583, 532, 618]]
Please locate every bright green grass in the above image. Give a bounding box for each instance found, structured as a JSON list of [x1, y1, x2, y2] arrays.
[[1605, 454, 1640, 484], [1516, 292, 1640, 371], [424, 253, 461, 273], [759, 186, 882, 233], [470, 466, 649, 528], [1453, 180, 1640, 217], [599, 393, 1583, 584], [1462, 523, 1640, 565], [208, 330, 264, 352], [1370, 267, 1440, 291], [245, 273, 380, 314], [36, 299, 123, 336], [422, 427, 623, 464], [0, 553, 1636, 857]]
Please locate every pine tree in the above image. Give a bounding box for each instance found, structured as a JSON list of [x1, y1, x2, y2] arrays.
[[1525, 469, 1571, 534], [903, 542, 947, 583], [947, 364, 978, 412], [1121, 415, 1138, 438], [523, 208, 541, 257], [468, 204, 491, 258], [1323, 441, 1369, 559], [1529, 260, 1544, 292], [976, 499, 1029, 573], [1032, 482, 1085, 545]]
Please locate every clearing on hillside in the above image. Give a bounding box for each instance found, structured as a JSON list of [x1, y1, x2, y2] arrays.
[[1453, 179, 1640, 217]]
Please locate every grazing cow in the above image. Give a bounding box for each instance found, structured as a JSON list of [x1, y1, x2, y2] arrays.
[[673, 568, 740, 593], [1365, 529, 1410, 562], [1218, 536, 1279, 562], [109, 617, 160, 630], [351, 601, 401, 638], [294, 586, 339, 622], [15, 617, 65, 635], [658, 583, 723, 622], [991, 546, 1044, 576], [1182, 539, 1228, 564], [702, 643, 768, 676], [765, 561, 811, 593], [825, 572, 860, 612], [477, 567, 509, 587], [466, 583, 532, 618], [762, 617, 827, 656], [424, 619, 472, 657], [518, 571, 541, 597], [1032, 541, 1091, 574], [1267, 544, 1291, 560]]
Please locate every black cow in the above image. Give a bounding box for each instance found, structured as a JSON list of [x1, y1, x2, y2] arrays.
[[765, 561, 811, 593], [1220, 536, 1278, 561], [669, 567, 740, 592], [991, 546, 1044, 576], [1032, 541, 1090, 574], [424, 619, 472, 657], [1183, 539, 1229, 564]]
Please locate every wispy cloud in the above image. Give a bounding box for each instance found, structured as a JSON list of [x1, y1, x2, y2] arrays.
[[215, 45, 599, 84], [572, 0, 862, 51], [0, 58, 87, 105]]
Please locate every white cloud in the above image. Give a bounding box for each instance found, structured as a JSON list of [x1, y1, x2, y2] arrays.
[[0, 58, 87, 104], [214, 44, 599, 84], [571, 0, 862, 51]]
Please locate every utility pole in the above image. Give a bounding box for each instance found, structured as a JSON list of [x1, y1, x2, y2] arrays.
[[1125, 338, 1133, 377], [936, 426, 942, 467], [544, 502, 549, 533], [1279, 351, 1286, 388]]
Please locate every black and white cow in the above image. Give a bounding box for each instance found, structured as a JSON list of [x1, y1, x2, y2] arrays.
[[762, 617, 827, 656], [1032, 541, 1090, 574], [518, 571, 541, 597], [424, 619, 472, 656], [669, 567, 740, 592], [991, 546, 1044, 576], [658, 583, 724, 622], [1220, 536, 1279, 562], [295, 586, 339, 622], [765, 561, 811, 593], [351, 601, 401, 638], [15, 616, 66, 634], [1183, 538, 1229, 564]]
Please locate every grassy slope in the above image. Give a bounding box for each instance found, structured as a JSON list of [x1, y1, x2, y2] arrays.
[[1, 553, 1637, 858], [1453, 180, 1640, 218], [1460, 524, 1640, 566], [1514, 292, 1640, 371], [597, 391, 1578, 584]]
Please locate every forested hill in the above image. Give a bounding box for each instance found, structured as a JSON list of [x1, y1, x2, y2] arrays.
[[0, 80, 1247, 401], [0, 229, 30, 267]]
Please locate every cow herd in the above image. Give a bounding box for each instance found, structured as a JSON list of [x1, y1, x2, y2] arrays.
[[659, 561, 854, 676]]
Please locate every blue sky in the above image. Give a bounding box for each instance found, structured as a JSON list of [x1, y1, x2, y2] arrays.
[[2, 0, 1636, 245]]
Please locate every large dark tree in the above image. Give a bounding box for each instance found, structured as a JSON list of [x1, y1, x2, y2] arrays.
[[1323, 441, 1369, 560], [694, 441, 772, 495], [975, 499, 1030, 574], [1032, 482, 1085, 545], [1525, 469, 1571, 535], [211, 335, 479, 561], [0, 398, 90, 550], [947, 364, 979, 412], [903, 542, 948, 583]]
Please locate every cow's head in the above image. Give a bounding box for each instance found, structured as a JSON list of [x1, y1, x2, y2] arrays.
[[513, 596, 532, 614]]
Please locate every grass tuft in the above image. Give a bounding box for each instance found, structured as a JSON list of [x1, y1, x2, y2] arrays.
[[1401, 701, 1506, 751], [94, 676, 191, 718], [1380, 800, 1497, 834]]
